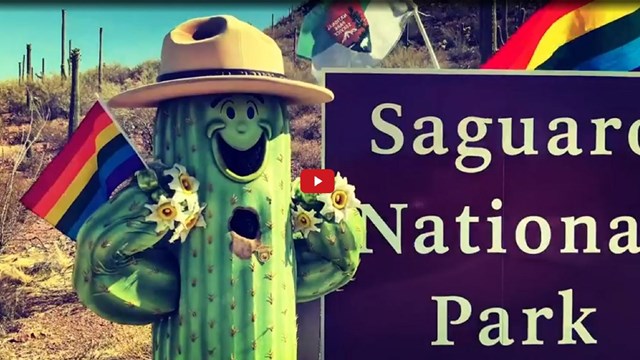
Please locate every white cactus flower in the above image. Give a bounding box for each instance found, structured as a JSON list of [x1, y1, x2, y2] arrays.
[[317, 172, 361, 223], [144, 195, 180, 233], [291, 204, 322, 238]]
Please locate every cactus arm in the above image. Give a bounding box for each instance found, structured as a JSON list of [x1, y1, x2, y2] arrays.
[[293, 209, 364, 302], [72, 172, 180, 325], [290, 177, 366, 303]]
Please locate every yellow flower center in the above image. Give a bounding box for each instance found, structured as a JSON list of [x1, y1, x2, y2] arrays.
[[296, 213, 312, 229], [331, 190, 348, 210], [180, 175, 194, 192], [157, 203, 177, 220]]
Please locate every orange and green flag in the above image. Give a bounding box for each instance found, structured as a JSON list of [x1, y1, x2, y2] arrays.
[[482, 0, 640, 70], [20, 101, 146, 240]]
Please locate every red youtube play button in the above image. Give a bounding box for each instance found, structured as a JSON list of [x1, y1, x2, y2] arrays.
[[300, 169, 335, 193]]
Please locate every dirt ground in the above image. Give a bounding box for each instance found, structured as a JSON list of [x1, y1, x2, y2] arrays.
[[0, 219, 153, 360], [0, 122, 152, 360]]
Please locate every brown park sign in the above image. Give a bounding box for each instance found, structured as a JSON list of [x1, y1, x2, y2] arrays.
[[321, 69, 640, 359]]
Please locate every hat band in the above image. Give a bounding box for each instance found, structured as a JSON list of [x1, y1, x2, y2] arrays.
[[157, 68, 287, 82]]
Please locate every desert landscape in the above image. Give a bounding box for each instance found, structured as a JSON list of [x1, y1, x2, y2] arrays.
[[0, 2, 540, 359]]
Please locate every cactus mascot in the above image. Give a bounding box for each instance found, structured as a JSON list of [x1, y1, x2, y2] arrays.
[[71, 15, 365, 360]]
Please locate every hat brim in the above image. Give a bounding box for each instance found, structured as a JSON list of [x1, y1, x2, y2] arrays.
[[107, 75, 334, 108]]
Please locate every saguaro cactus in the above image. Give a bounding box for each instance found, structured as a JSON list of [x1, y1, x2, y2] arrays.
[[68, 48, 80, 139], [501, 0, 509, 44], [73, 94, 364, 360], [61, 9, 67, 80], [518, 7, 527, 29], [479, 0, 498, 63], [67, 40, 72, 75], [39, 58, 45, 80], [18, 62, 22, 84], [98, 27, 103, 92], [26, 44, 33, 82], [25, 44, 32, 111]]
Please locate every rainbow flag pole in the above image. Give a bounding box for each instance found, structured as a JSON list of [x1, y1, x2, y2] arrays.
[[97, 97, 151, 172], [20, 100, 147, 240]]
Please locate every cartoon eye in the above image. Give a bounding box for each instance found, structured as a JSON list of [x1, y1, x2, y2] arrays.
[[247, 105, 256, 119], [246, 100, 259, 120], [226, 106, 236, 119]]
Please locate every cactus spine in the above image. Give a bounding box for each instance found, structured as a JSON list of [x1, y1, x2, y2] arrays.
[[69, 48, 80, 139], [151, 96, 296, 360]]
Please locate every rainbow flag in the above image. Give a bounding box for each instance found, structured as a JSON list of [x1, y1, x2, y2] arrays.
[[21, 101, 146, 240], [482, 0, 640, 70]]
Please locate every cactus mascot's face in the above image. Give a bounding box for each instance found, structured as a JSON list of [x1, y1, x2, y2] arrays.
[[206, 93, 286, 182]]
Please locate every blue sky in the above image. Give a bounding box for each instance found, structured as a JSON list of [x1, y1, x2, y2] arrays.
[[0, 4, 293, 80]]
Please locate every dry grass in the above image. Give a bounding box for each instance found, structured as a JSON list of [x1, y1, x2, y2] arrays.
[[0, 234, 152, 360], [37, 119, 70, 152], [381, 45, 449, 69]]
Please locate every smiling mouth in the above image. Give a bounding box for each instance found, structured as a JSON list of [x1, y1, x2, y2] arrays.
[[215, 133, 267, 178]]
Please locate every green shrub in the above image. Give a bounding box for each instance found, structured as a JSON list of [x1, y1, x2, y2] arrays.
[[0, 80, 27, 123]]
